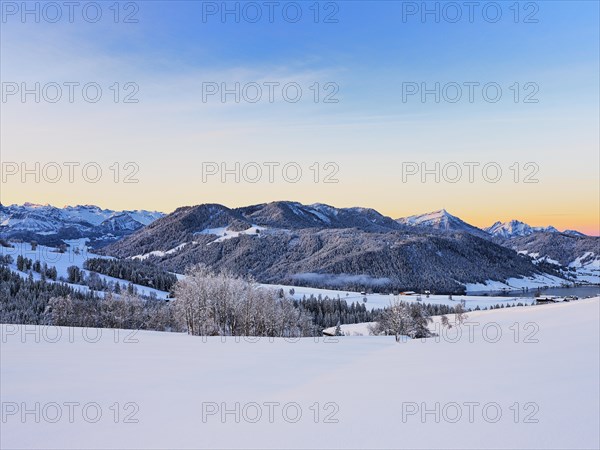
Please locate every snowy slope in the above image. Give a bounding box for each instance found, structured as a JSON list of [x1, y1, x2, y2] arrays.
[[505, 233, 600, 284], [2, 298, 598, 449], [2, 241, 170, 299]]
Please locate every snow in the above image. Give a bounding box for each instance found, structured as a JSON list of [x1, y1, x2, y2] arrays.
[[399, 209, 451, 226], [464, 273, 568, 293], [2, 242, 170, 299], [60, 205, 113, 226], [2, 298, 598, 449], [132, 225, 269, 259], [569, 252, 599, 268], [323, 322, 374, 336], [306, 205, 333, 224], [566, 252, 600, 284], [125, 210, 164, 226], [0, 204, 163, 233], [132, 243, 190, 261], [197, 225, 266, 244], [262, 283, 538, 310], [515, 251, 600, 285], [486, 220, 558, 238], [1, 241, 105, 277]]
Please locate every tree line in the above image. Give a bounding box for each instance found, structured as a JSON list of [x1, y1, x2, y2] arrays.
[[14, 255, 58, 280], [294, 296, 376, 329], [83, 257, 178, 292]]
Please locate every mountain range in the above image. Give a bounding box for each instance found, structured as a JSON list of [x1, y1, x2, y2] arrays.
[[0, 203, 163, 246], [3, 201, 588, 240], [100, 201, 596, 292], [485, 220, 559, 239], [2, 201, 597, 292]]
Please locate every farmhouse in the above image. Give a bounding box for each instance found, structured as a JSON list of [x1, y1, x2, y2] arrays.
[[536, 296, 560, 304]]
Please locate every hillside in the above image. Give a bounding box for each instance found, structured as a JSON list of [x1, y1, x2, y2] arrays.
[[105, 202, 561, 293]]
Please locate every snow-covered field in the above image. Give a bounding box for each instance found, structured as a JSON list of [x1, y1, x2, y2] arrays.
[[2, 298, 598, 449], [265, 283, 538, 310], [464, 273, 569, 292]]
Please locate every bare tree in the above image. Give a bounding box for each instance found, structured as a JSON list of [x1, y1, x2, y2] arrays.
[[454, 303, 468, 325], [374, 300, 432, 341], [173, 264, 313, 337], [440, 314, 451, 329]]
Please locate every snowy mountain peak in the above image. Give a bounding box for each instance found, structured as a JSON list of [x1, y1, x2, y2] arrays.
[[486, 220, 560, 239], [396, 209, 489, 238]]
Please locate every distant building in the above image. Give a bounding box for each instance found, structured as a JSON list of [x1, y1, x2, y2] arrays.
[[536, 296, 559, 304]]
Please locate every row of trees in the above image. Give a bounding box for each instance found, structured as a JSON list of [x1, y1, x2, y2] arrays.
[[46, 293, 177, 331], [83, 258, 178, 292], [66, 265, 141, 296], [15, 255, 58, 280], [0, 265, 97, 325], [0, 263, 177, 330], [70, 267, 140, 297], [294, 296, 375, 328]]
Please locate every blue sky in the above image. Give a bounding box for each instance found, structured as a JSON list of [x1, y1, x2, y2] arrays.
[[1, 1, 599, 233]]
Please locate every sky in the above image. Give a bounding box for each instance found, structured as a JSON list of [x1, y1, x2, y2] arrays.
[[1, 1, 599, 235]]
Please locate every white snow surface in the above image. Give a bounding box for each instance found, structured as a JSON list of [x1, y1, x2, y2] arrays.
[[464, 273, 568, 292], [323, 322, 375, 336], [197, 225, 266, 243], [265, 283, 538, 310], [2, 298, 598, 449]]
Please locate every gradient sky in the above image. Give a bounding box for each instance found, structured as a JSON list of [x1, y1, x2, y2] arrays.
[[1, 1, 599, 234]]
